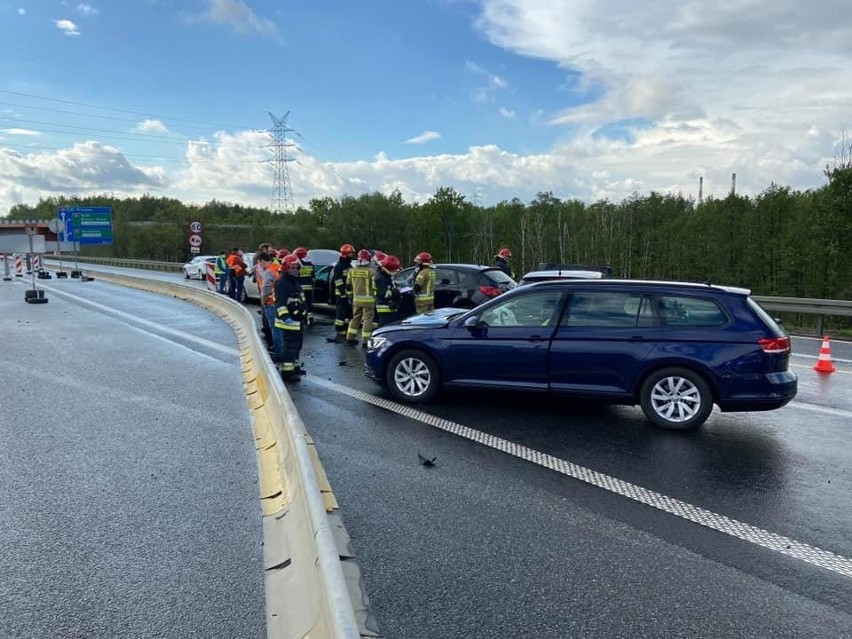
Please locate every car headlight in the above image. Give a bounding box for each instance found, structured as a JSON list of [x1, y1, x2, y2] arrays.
[[367, 336, 387, 350]]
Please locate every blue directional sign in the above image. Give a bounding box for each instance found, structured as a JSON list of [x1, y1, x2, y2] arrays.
[[57, 206, 113, 245]]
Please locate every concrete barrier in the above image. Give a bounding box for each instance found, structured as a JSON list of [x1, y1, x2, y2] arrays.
[[57, 269, 364, 638]]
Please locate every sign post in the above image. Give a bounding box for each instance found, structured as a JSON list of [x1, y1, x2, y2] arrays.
[[48, 218, 68, 277], [23, 225, 47, 304], [188, 220, 204, 255], [59, 206, 113, 279]]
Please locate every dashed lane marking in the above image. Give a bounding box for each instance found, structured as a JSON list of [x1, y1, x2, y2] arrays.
[[307, 376, 852, 580]]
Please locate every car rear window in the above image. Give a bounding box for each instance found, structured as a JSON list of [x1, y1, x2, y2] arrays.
[[656, 295, 729, 327], [746, 297, 786, 336], [482, 268, 515, 287]]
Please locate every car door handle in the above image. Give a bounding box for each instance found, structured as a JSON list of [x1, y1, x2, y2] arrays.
[[630, 335, 646, 341], [529, 335, 546, 342]]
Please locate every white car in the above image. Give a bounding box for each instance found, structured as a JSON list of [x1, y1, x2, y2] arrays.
[[182, 255, 215, 279]]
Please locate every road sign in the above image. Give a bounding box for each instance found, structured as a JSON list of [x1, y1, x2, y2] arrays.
[[190, 246, 200, 254], [58, 206, 113, 245], [189, 220, 203, 234], [48, 219, 63, 233], [189, 234, 203, 247]]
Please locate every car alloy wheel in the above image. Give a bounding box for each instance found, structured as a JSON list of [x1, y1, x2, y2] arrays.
[[640, 367, 713, 430], [386, 349, 439, 403]]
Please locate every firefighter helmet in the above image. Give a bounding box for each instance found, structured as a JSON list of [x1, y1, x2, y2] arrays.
[[357, 249, 372, 263], [277, 248, 290, 259], [497, 247, 512, 259], [414, 251, 432, 264], [281, 255, 301, 270], [372, 250, 387, 265], [293, 246, 308, 259], [381, 255, 401, 272], [340, 243, 356, 257]]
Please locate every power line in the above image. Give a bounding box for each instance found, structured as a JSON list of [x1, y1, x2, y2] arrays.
[[0, 88, 257, 130]]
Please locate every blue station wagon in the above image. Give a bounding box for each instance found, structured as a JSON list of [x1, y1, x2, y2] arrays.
[[364, 279, 798, 430]]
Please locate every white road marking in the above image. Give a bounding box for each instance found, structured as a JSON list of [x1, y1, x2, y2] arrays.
[[788, 402, 852, 419], [308, 376, 852, 579], [793, 353, 852, 363], [791, 362, 851, 375], [35, 281, 240, 358]]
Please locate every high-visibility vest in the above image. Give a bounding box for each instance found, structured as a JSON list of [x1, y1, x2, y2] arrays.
[[347, 265, 376, 305], [414, 266, 435, 303], [214, 255, 227, 275]]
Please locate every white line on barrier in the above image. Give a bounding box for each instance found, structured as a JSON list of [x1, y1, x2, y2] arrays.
[[306, 376, 852, 580], [35, 281, 240, 358]]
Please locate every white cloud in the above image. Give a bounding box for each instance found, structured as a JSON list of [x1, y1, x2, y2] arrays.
[[1, 128, 41, 137], [54, 19, 81, 36], [465, 61, 509, 90], [76, 3, 98, 16], [196, 0, 280, 38], [499, 107, 516, 119], [404, 131, 442, 145], [18, 8, 26, 15], [0, 142, 168, 203], [135, 119, 170, 134], [471, 0, 852, 197]]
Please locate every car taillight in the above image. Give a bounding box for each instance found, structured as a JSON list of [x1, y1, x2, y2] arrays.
[[479, 285, 502, 297], [758, 336, 790, 354]]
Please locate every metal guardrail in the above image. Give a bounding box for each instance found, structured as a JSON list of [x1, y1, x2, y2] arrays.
[[752, 295, 852, 335], [54, 254, 184, 272]]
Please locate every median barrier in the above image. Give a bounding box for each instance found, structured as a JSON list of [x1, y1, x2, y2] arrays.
[[56, 269, 366, 639]]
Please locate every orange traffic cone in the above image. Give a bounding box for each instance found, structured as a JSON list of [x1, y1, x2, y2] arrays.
[[813, 335, 836, 374]]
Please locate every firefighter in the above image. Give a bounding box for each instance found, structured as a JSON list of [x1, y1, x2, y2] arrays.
[[292, 246, 315, 325], [274, 255, 307, 381], [413, 251, 436, 314], [494, 247, 514, 278], [371, 250, 387, 273], [374, 254, 401, 327], [332, 243, 356, 341], [346, 249, 376, 346]]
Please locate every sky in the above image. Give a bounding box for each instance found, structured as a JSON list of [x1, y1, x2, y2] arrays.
[[1, 0, 851, 216]]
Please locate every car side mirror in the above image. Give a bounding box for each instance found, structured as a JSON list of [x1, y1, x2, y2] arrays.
[[464, 316, 480, 330]]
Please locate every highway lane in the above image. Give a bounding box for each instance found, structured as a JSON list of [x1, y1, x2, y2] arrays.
[[27, 265, 852, 637], [0, 277, 264, 638], [288, 321, 852, 638]]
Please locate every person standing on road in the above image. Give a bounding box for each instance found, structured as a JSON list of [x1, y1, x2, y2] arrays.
[[227, 248, 248, 301], [494, 247, 515, 278], [346, 249, 376, 346], [413, 251, 436, 314], [274, 255, 307, 381], [292, 247, 316, 326], [214, 249, 229, 294], [257, 252, 284, 363], [374, 254, 401, 327], [332, 243, 356, 342]]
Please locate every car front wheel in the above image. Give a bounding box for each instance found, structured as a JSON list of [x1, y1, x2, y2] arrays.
[[386, 349, 440, 403], [639, 367, 713, 430]]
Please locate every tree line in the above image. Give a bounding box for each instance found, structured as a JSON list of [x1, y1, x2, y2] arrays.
[[6, 167, 852, 301]]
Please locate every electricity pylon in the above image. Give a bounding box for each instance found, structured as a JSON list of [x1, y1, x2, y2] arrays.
[[268, 111, 296, 214]]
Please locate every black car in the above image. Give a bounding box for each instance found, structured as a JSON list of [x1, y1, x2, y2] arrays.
[[393, 264, 516, 316]]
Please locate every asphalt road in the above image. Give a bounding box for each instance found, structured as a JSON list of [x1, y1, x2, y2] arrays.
[[0, 276, 264, 639], [10, 265, 852, 638], [288, 313, 852, 638]]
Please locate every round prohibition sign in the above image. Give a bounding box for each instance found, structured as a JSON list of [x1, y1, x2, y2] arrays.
[[188, 234, 203, 247], [189, 220, 204, 234]]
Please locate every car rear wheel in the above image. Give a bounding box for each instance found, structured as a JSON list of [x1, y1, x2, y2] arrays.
[[640, 367, 713, 430], [386, 349, 439, 403]]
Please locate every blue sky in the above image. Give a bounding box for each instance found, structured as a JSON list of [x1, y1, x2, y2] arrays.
[[1, 0, 850, 214]]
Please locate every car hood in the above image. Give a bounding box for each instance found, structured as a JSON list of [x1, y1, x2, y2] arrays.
[[379, 307, 467, 332]]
